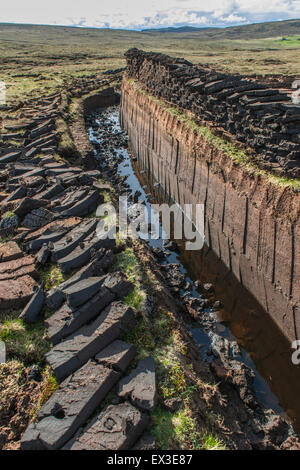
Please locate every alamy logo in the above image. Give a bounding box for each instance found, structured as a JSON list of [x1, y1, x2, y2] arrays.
[[291, 340, 300, 365], [292, 80, 300, 105], [0, 340, 5, 364], [0, 81, 6, 105], [95, 196, 205, 251]]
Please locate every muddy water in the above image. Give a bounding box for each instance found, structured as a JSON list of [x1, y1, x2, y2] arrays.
[[87, 106, 300, 433]]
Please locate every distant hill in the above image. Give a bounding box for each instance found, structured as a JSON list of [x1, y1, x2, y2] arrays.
[[0, 18, 299, 40], [142, 26, 219, 33], [142, 19, 300, 39], [0, 18, 299, 88]]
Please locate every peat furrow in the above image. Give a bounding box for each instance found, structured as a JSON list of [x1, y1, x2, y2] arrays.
[[0, 82, 299, 451], [84, 104, 300, 449]]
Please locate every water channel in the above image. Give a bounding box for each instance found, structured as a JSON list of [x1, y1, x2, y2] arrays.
[[87, 105, 300, 433]]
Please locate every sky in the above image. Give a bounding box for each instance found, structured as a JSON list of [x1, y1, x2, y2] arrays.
[[0, 0, 299, 30]]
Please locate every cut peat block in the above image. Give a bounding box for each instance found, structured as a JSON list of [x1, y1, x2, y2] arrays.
[[21, 361, 120, 450]]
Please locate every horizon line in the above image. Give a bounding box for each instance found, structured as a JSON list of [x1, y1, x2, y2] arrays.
[[0, 17, 299, 33]]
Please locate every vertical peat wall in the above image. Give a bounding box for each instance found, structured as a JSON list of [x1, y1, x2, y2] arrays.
[[120, 50, 300, 343]]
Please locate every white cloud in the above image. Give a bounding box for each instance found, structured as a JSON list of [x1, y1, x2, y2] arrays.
[[218, 14, 247, 23], [0, 0, 299, 29]]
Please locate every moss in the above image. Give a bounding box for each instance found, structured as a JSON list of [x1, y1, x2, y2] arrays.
[[124, 316, 155, 359], [39, 263, 65, 291], [115, 248, 141, 282], [34, 366, 59, 416], [123, 286, 145, 311], [2, 211, 16, 219], [161, 364, 186, 400], [103, 190, 112, 204], [56, 117, 77, 159], [151, 408, 176, 450], [114, 247, 146, 313], [69, 97, 81, 121]]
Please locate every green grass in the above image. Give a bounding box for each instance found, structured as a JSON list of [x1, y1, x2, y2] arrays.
[[151, 408, 176, 449], [276, 35, 300, 47], [56, 117, 78, 159], [202, 432, 227, 450], [69, 97, 81, 121], [118, 250, 186, 397], [1, 21, 299, 106], [36, 367, 59, 410], [115, 248, 141, 281], [0, 311, 50, 364], [29, 366, 59, 420], [124, 316, 155, 359], [123, 287, 145, 311], [124, 301, 188, 399], [118, 242, 227, 450], [173, 409, 203, 450], [39, 263, 65, 291], [0, 138, 23, 148], [151, 407, 226, 450], [103, 190, 112, 204], [1, 211, 16, 218], [114, 248, 146, 312], [160, 363, 186, 400]]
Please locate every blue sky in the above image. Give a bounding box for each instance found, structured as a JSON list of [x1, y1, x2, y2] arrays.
[[0, 0, 299, 30]]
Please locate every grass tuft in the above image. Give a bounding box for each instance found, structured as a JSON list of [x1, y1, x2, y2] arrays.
[[36, 367, 59, 412], [114, 247, 146, 313], [39, 264, 65, 291], [151, 407, 226, 450], [115, 248, 141, 282], [56, 118, 77, 159], [0, 311, 50, 364], [202, 432, 227, 450], [151, 408, 176, 450], [1, 211, 16, 219], [123, 286, 145, 311], [124, 316, 155, 359]]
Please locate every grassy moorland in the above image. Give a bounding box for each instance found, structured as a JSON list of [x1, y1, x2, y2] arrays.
[[0, 19, 299, 450], [0, 20, 299, 105]]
